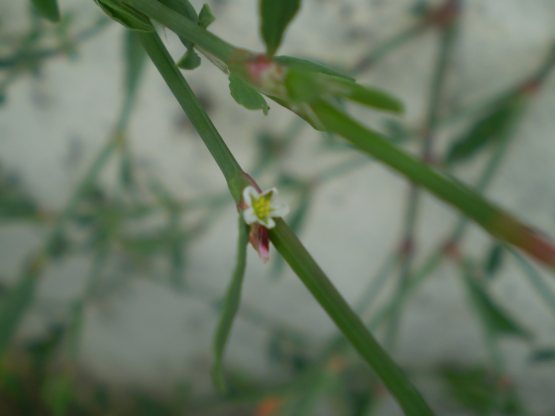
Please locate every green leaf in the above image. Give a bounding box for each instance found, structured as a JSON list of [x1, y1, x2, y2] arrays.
[[259, 0, 301, 56], [0, 180, 38, 221], [274, 55, 353, 80], [529, 348, 555, 363], [229, 73, 269, 114], [158, 0, 201, 69], [124, 31, 147, 101], [284, 70, 403, 113], [446, 97, 522, 164], [198, 4, 215, 28], [441, 366, 523, 415], [158, 0, 198, 21], [463, 267, 529, 338], [31, 0, 61, 22], [177, 48, 201, 70], [0, 273, 38, 356], [212, 219, 249, 392], [484, 243, 504, 278], [94, 0, 152, 32], [332, 77, 404, 113]]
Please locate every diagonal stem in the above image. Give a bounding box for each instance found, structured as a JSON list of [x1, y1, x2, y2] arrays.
[[137, 27, 435, 416]]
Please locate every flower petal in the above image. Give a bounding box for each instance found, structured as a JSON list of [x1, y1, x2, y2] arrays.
[[242, 186, 259, 207], [257, 226, 270, 262], [264, 217, 276, 229], [270, 203, 289, 218], [242, 208, 258, 224]]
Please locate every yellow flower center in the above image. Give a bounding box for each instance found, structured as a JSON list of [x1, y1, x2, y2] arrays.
[[252, 194, 271, 221]]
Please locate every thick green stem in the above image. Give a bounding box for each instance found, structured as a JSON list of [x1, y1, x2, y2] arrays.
[[136, 31, 246, 198], [137, 28, 434, 416], [269, 221, 434, 416], [311, 100, 555, 271]]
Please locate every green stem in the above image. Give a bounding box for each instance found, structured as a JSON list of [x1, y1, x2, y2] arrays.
[[137, 31, 246, 198], [311, 100, 555, 271], [0, 135, 118, 357], [386, 15, 459, 349], [138, 28, 434, 415], [269, 221, 434, 416], [212, 218, 249, 391]]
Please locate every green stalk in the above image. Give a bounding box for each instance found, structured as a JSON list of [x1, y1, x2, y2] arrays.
[[269, 221, 434, 416], [136, 31, 245, 197], [137, 28, 434, 416], [0, 135, 118, 357], [385, 14, 459, 349], [212, 219, 249, 391], [311, 99, 555, 271], [0, 29, 143, 357]]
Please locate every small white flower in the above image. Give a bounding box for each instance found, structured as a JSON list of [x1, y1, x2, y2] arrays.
[[242, 186, 289, 229]]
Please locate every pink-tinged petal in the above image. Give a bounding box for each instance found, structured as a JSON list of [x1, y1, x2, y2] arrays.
[[243, 208, 258, 225], [248, 223, 270, 262], [257, 226, 270, 262], [242, 186, 259, 207]]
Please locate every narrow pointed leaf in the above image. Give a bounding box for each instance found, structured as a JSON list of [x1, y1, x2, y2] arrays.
[[177, 48, 202, 70], [0, 273, 38, 356], [95, 0, 152, 32], [229, 73, 269, 114], [212, 219, 249, 391], [284, 70, 403, 113], [484, 243, 504, 278], [158, 0, 198, 21], [31, 0, 61, 22], [462, 267, 529, 338], [259, 0, 301, 56], [159, 0, 202, 69], [332, 77, 404, 113], [446, 97, 522, 164], [274, 55, 353, 80], [441, 366, 523, 415], [198, 4, 215, 28], [529, 348, 555, 363]]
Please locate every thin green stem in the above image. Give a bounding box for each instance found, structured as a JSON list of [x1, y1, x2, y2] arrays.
[[0, 17, 109, 69], [212, 218, 249, 391], [385, 16, 459, 349], [136, 31, 246, 197], [311, 99, 555, 271], [269, 221, 434, 415]]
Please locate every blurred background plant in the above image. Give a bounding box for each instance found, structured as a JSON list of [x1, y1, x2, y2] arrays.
[[1, 0, 555, 415]]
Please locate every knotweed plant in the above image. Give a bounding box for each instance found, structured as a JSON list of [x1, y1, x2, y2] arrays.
[[1, 0, 555, 415]]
